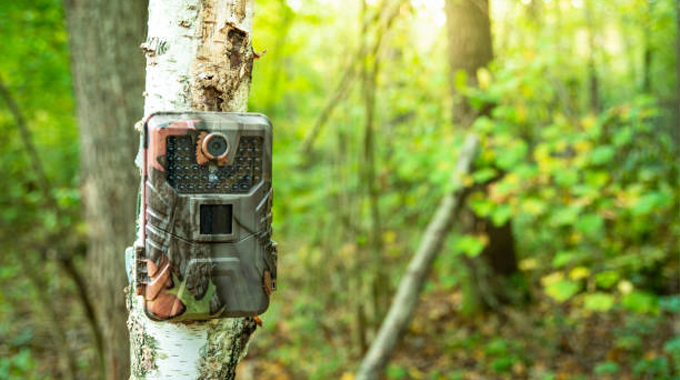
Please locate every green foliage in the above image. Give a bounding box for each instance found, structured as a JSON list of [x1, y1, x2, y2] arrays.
[[594, 361, 620, 375], [621, 290, 659, 315], [633, 357, 671, 379], [664, 335, 680, 373], [385, 365, 407, 380], [583, 292, 615, 312], [0, 349, 43, 380], [468, 49, 679, 317], [545, 279, 581, 302], [452, 234, 487, 257]]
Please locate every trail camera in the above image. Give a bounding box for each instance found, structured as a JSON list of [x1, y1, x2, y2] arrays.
[[135, 112, 276, 321]]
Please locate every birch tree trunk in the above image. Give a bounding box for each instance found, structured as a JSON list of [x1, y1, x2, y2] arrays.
[[127, 0, 258, 379]]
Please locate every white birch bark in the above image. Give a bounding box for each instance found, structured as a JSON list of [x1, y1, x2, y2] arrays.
[[127, 1, 258, 379]]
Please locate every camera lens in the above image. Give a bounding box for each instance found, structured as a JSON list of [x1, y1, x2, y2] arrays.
[[204, 133, 228, 158]]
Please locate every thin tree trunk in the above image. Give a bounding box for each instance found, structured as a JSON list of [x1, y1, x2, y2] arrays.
[[445, 0, 520, 310], [642, 0, 655, 93], [643, 33, 653, 93], [356, 0, 372, 353], [676, 0, 680, 141], [127, 1, 258, 379], [527, 0, 543, 29], [584, 0, 600, 111], [554, 0, 563, 50], [361, 0, 391, 332], [64, 1, 148, 379]]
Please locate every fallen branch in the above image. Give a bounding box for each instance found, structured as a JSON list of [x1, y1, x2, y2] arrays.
[[355, 134, 480, 380]]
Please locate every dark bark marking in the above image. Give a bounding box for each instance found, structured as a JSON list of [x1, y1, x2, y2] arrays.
[[191, 1, 253, 111], [228, 27, 247, 67]]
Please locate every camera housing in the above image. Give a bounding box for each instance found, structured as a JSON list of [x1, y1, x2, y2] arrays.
[[135, 112, 275, 321]]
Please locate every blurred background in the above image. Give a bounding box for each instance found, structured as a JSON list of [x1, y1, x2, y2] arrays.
[[0, 0, 679, 379]]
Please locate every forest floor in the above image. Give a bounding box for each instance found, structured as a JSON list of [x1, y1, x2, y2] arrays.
[[238, 289, 680, 380]]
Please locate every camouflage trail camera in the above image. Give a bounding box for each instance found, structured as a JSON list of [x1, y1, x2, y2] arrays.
[[135, 112, 276, 321]]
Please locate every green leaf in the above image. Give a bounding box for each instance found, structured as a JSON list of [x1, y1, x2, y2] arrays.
[[594, 271, 620, 289], [553, 170, 579, 187], [454, 235, 487, 257], [576, 214, 604, 238], [550, 206, 581, 226], [663, 335, 680, 358], [472, 167, 498, 183], [386, 365, 407, 380], [584, 171, 609, 188], [583, 292, 615, 312], [594, 361, 620, 375], [552, 251, 578, 268], [545, 280, 580, 302], [470, 197, 495, 218], [491, 357, 513, 374], [520, 198, 547, 216], [589, 145, 615, 165], [622, 291, 659, 315], [454, 70, 468, 92], [513, 163, 538, 180], [491, 204, 513, 226], [495, 141, 528, 170], [631, 192, 671, 216], [613, 127, 633, 147], [660, 295, 680, 314], [485, 338, 509, 355]]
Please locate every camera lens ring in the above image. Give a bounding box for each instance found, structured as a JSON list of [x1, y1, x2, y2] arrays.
[[202, 132, 229, 160]]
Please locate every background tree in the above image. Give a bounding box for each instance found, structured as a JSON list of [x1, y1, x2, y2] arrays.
[[63, 1, 148, 379], [445, 0, 521, 310], [584, 0, 600, 111]]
